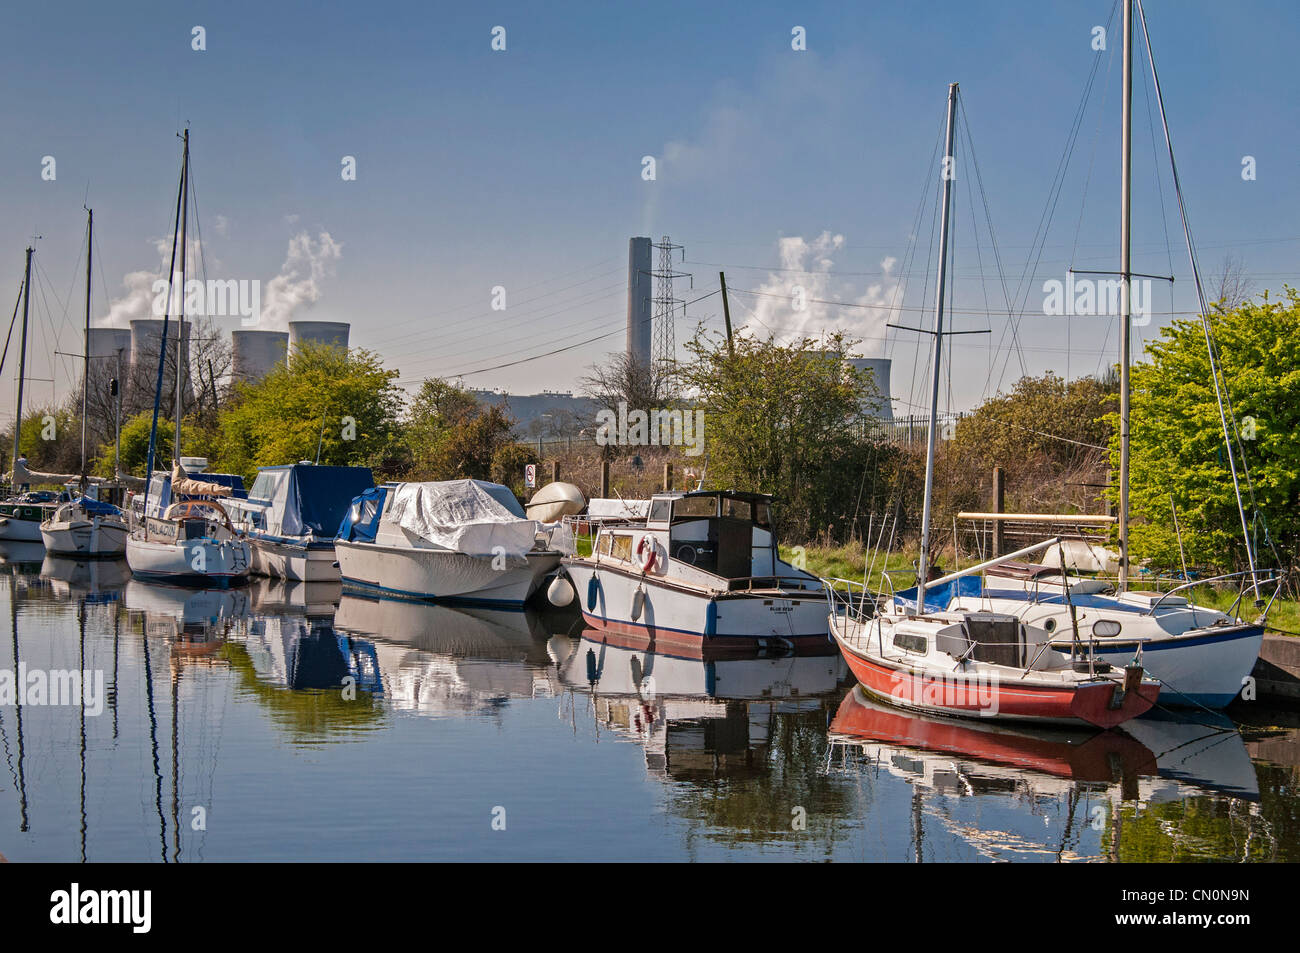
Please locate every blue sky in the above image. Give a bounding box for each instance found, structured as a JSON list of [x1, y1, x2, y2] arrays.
[[2, 0, 1296, 423]]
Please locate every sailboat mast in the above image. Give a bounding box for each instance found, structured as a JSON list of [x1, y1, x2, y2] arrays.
[[915, 81, 959, 615], [175, 129, 189, 466], [11, 247, 32, 483], [81, 209, 92, 489], [1118, 0, 1133, 590]]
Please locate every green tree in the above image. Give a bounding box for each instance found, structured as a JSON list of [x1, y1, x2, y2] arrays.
[[1120, 287, 1300, 575], [402, 377, 519, 484], [946, 371, 1116, 515], [677, 330, 880, 540], [92, 411, 173, 478], [212, 342, 404, 482]]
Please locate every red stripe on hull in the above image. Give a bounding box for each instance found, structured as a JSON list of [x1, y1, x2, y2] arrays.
[[829, 688, 1160, 781], [837, 641, 1158, 729]]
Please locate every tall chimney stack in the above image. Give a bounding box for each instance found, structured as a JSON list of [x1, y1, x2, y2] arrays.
[[626, 237, 652, 366]]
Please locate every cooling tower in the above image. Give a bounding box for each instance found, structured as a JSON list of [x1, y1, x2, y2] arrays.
[[232, 329, 289, 382], [288, 321, 350, 364], [626, 237, 652, 367], [847, 357, 893, 421], [129, 318, 190, 369], [86, 327, 131, 362]]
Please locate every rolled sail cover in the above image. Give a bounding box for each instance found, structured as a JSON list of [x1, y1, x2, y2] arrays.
[[386, 480, 539, 558]]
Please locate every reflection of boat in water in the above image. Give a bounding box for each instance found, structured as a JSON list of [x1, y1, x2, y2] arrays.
[[554, 630, 846, 778], [41, 555, 130, 601], [557, 630, 844, 701], [0, 540, 45, 570], [1122, 710, 1260, 802], [826, 683, 1267, 861], [828, 685, 1259, 803], [123, 578, 250, 646], [239, 613, 364, 691], [246, 575, 342, 617], [829, 684, 1159, 791], [329, 594, 559, 715]]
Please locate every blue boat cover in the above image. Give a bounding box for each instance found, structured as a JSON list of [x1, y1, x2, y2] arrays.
[[75, 496, 124, 517], [892, 574, 983, 612], [336, 485, 390, 542], [247, 464, 375, 538]]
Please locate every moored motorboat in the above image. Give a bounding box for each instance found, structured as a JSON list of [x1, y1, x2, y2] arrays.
[[226, 463, 373, 581], [334, 479, 568, 607], [562, 489, 829, 658], [0, 492, 58, 543]]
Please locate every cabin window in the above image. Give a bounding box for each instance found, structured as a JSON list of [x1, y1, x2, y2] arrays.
[[610, 534, 634, 562], [649, 499, 671, 523], [1043, 618, 1057, 633], [753, 502, 771, 528], [893, 632, 928, 654], [674, 496, 716, 519], [597, 533, 613, 556], [722, 497, 751, 521]]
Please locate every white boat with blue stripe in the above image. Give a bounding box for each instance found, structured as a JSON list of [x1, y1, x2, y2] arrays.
[[919, 554, 1276, 708]]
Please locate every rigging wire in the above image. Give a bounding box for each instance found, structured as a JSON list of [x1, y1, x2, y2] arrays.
[[1135, 0, 1277, 578]]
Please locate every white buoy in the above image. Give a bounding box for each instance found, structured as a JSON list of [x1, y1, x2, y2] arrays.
[[631, 588, 645, 621], [547, 574, 575, 607]]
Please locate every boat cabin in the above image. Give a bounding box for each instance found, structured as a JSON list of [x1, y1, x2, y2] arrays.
[[594, 490, 789, 582]]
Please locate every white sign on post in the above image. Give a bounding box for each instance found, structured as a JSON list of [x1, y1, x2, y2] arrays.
[[524, 464, 536, 489]]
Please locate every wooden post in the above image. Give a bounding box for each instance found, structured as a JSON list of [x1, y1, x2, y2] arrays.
[[992, 466, 1005, 557], [551, 461, 560, 484], [600, 459, 610, 498], [663, 462, 673, 492]]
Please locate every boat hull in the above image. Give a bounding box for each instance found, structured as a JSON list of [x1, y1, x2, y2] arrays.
[[1046, 624, 1263, 708], [125, 534, 251, 587], [0, 505, 49, 543], [40, 516, 128, 557], [335, 539, 560, 607], [565, 561, 831, 658], [832, 628, 1159, 729], [248, 535, 339, 582]]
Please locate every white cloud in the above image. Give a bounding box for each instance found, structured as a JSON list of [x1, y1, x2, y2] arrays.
[[260, 231, 343, 330], [735, 231, 901, 355]]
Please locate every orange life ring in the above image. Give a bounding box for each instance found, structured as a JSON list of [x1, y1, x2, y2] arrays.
[[635, 535, 658, 573]]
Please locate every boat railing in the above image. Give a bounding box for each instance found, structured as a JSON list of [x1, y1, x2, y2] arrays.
[[822, 578, 876, 639], [1144, 568, 1285, 621]]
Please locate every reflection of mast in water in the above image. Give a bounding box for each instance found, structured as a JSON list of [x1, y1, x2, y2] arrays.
[[140, 626, 167, 863], [171, 663, 179, 864], [2, 578, 29, 831], [911, 788, 923, 864], [111, 609, 120, 739], [79, 600, 87, 862]]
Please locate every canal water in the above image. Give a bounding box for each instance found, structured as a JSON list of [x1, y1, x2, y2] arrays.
[[0, 545, 1296, 863]]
